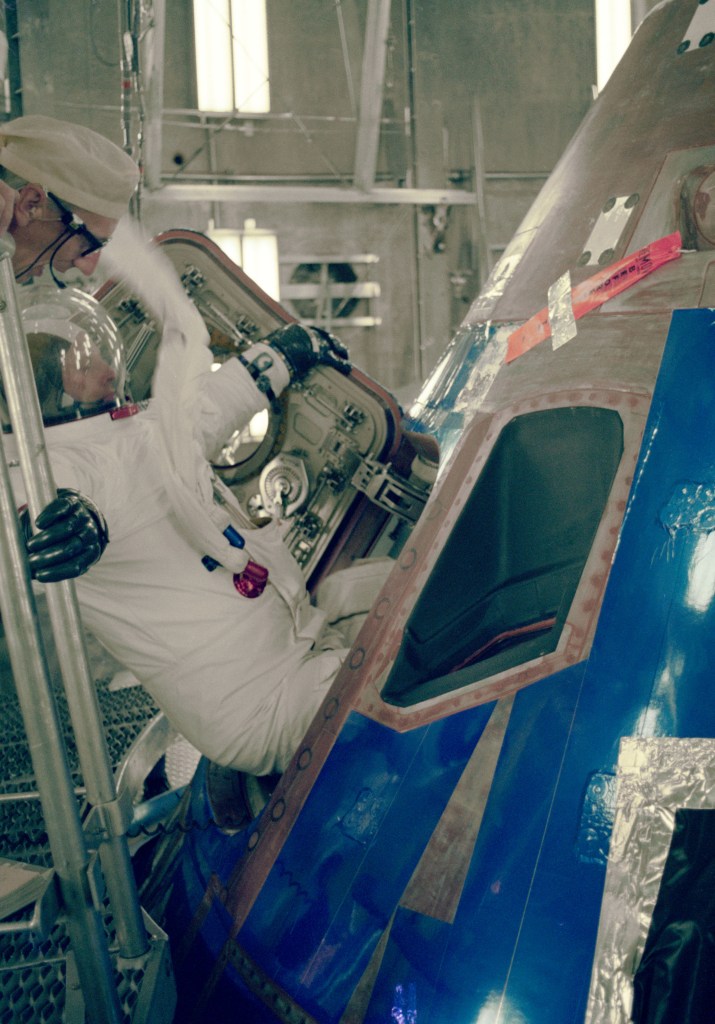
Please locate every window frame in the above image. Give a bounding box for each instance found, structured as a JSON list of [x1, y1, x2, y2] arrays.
[[351, 388, 650, 731]]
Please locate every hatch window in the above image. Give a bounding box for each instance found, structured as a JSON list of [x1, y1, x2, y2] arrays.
[[382, 406, 624, 707]]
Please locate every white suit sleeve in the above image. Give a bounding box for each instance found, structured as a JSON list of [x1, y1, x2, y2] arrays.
[[194, 346, 290, 461], [48, 444, 109, 512]]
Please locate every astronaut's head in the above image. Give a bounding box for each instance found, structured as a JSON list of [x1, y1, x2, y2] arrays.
[[19, 285, 126, 425], [0, 114, 139, 285]]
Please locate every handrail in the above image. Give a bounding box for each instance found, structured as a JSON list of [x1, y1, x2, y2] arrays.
[[0, 235, 146, 1020]]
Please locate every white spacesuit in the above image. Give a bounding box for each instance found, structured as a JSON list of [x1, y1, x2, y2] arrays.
[[13, 286, 385, 777]]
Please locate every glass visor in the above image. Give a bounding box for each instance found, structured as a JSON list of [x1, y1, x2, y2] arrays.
[[18, 285, 125, 426]]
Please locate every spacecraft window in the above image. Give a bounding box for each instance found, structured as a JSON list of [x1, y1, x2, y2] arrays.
[[681, 165, 715, 251], [382, 405, 624, 706], [214, 409, 271, 466], [211, 400, 284, 486]]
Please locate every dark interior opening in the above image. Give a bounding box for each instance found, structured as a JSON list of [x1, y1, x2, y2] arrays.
[[632, 808, 715, 1024], [382, 406, 624, 707]]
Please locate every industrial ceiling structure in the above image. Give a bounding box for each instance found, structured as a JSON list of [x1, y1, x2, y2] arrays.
[[3, 0, 661, 392]]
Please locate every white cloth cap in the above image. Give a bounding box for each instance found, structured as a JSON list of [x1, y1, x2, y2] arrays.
[[0, 115, 139, 218]]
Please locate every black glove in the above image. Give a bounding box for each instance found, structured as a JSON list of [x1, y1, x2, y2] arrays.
[[23, 489, 109, 583], [265, 324, 351, 381]]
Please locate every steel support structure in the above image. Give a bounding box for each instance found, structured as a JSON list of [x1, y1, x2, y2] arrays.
[[0, 236, 151, 1021]]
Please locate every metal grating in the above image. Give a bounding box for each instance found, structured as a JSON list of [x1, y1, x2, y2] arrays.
[[0, 672, 165, 1022], [0, 912, 160, 1022]]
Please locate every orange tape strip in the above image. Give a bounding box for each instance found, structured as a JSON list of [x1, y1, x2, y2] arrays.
[[505, 231, 683, 363]]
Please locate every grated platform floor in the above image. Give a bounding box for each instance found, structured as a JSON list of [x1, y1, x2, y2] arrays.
[[0, 656, 167, 1023]]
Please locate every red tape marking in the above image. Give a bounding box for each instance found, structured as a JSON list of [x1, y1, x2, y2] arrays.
[[505, 231, 683, 363]]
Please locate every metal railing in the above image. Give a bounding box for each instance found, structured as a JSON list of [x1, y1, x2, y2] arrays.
[[0, 235, 170, 1022]]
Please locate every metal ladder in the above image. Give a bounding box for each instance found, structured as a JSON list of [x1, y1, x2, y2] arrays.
[[0, 236, 175, 1023]]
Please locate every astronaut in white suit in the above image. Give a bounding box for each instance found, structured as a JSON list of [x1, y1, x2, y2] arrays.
[[18, 286, 384, 777]]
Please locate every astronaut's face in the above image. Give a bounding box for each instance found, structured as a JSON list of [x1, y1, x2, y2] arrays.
[[60, 333, 117, 404], [13, 187, 118, 284]]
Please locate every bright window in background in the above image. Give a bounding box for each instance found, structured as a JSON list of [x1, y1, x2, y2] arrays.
[[208, 220, 280, 300], [232, 1, 270, 111], [208, 227, 242, 267], [595, 0, 632, 93], [193, 0, 270, 112]]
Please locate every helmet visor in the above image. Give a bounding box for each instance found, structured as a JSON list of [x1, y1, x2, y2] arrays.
[[19, 286, 125, 426]]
